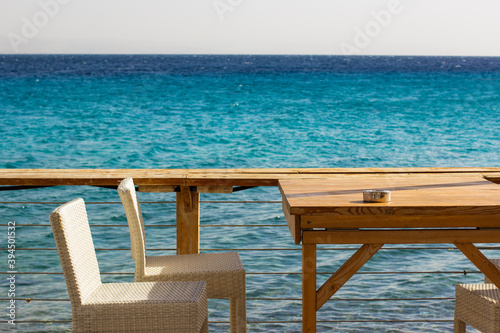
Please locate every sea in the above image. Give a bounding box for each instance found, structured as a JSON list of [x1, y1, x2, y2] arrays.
[[0, 55, 500, 332]]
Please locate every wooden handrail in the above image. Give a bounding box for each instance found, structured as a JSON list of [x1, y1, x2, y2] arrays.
[[1, 168, 499, 254], [0, 168, 499, 186]]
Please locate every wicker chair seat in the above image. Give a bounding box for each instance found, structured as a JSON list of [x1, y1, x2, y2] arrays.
[[454, 259, 500, 333], [144, 252, 245, 299], [455, 283, 500, 333], [78, 281, 207, 333]]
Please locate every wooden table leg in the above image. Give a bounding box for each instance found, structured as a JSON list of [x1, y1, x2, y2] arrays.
[[303, 244, 317, 333], [176, 186, 200, 255]]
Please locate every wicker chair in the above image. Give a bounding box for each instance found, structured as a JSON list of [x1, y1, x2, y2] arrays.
[[118, 178, 247, 333], [454, 259, 500, 332], [50, 198, 208, 333]]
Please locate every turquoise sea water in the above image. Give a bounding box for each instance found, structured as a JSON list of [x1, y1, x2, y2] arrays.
[[1, 55, 500, 332]]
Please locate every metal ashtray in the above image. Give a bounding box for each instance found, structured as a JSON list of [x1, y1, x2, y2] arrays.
[[363, 190, 391, 203]]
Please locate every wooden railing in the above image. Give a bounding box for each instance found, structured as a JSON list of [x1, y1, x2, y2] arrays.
[[2, 168, 500, 254]]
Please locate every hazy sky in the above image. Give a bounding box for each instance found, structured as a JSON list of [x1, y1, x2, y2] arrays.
[[1, 0, 499, 55]]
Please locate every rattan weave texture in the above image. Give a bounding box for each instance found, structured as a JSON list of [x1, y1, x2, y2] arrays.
[[455, 283, 500, 333], [50, 198, 208, 332], [118, 177, 247, 332]]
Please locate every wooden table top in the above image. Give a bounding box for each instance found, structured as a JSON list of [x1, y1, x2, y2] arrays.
[[279, 173, 500, 216]]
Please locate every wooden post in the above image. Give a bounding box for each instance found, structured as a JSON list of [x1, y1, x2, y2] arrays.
[[176, 186, 200, 255], [303, 244, 317, 333]]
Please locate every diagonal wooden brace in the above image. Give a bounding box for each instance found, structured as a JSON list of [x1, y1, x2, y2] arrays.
[[316, 243, 383, 310], [454, 242, 500, 289]]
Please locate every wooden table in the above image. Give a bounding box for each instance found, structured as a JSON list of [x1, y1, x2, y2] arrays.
[[279, 173, 500, 333]]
